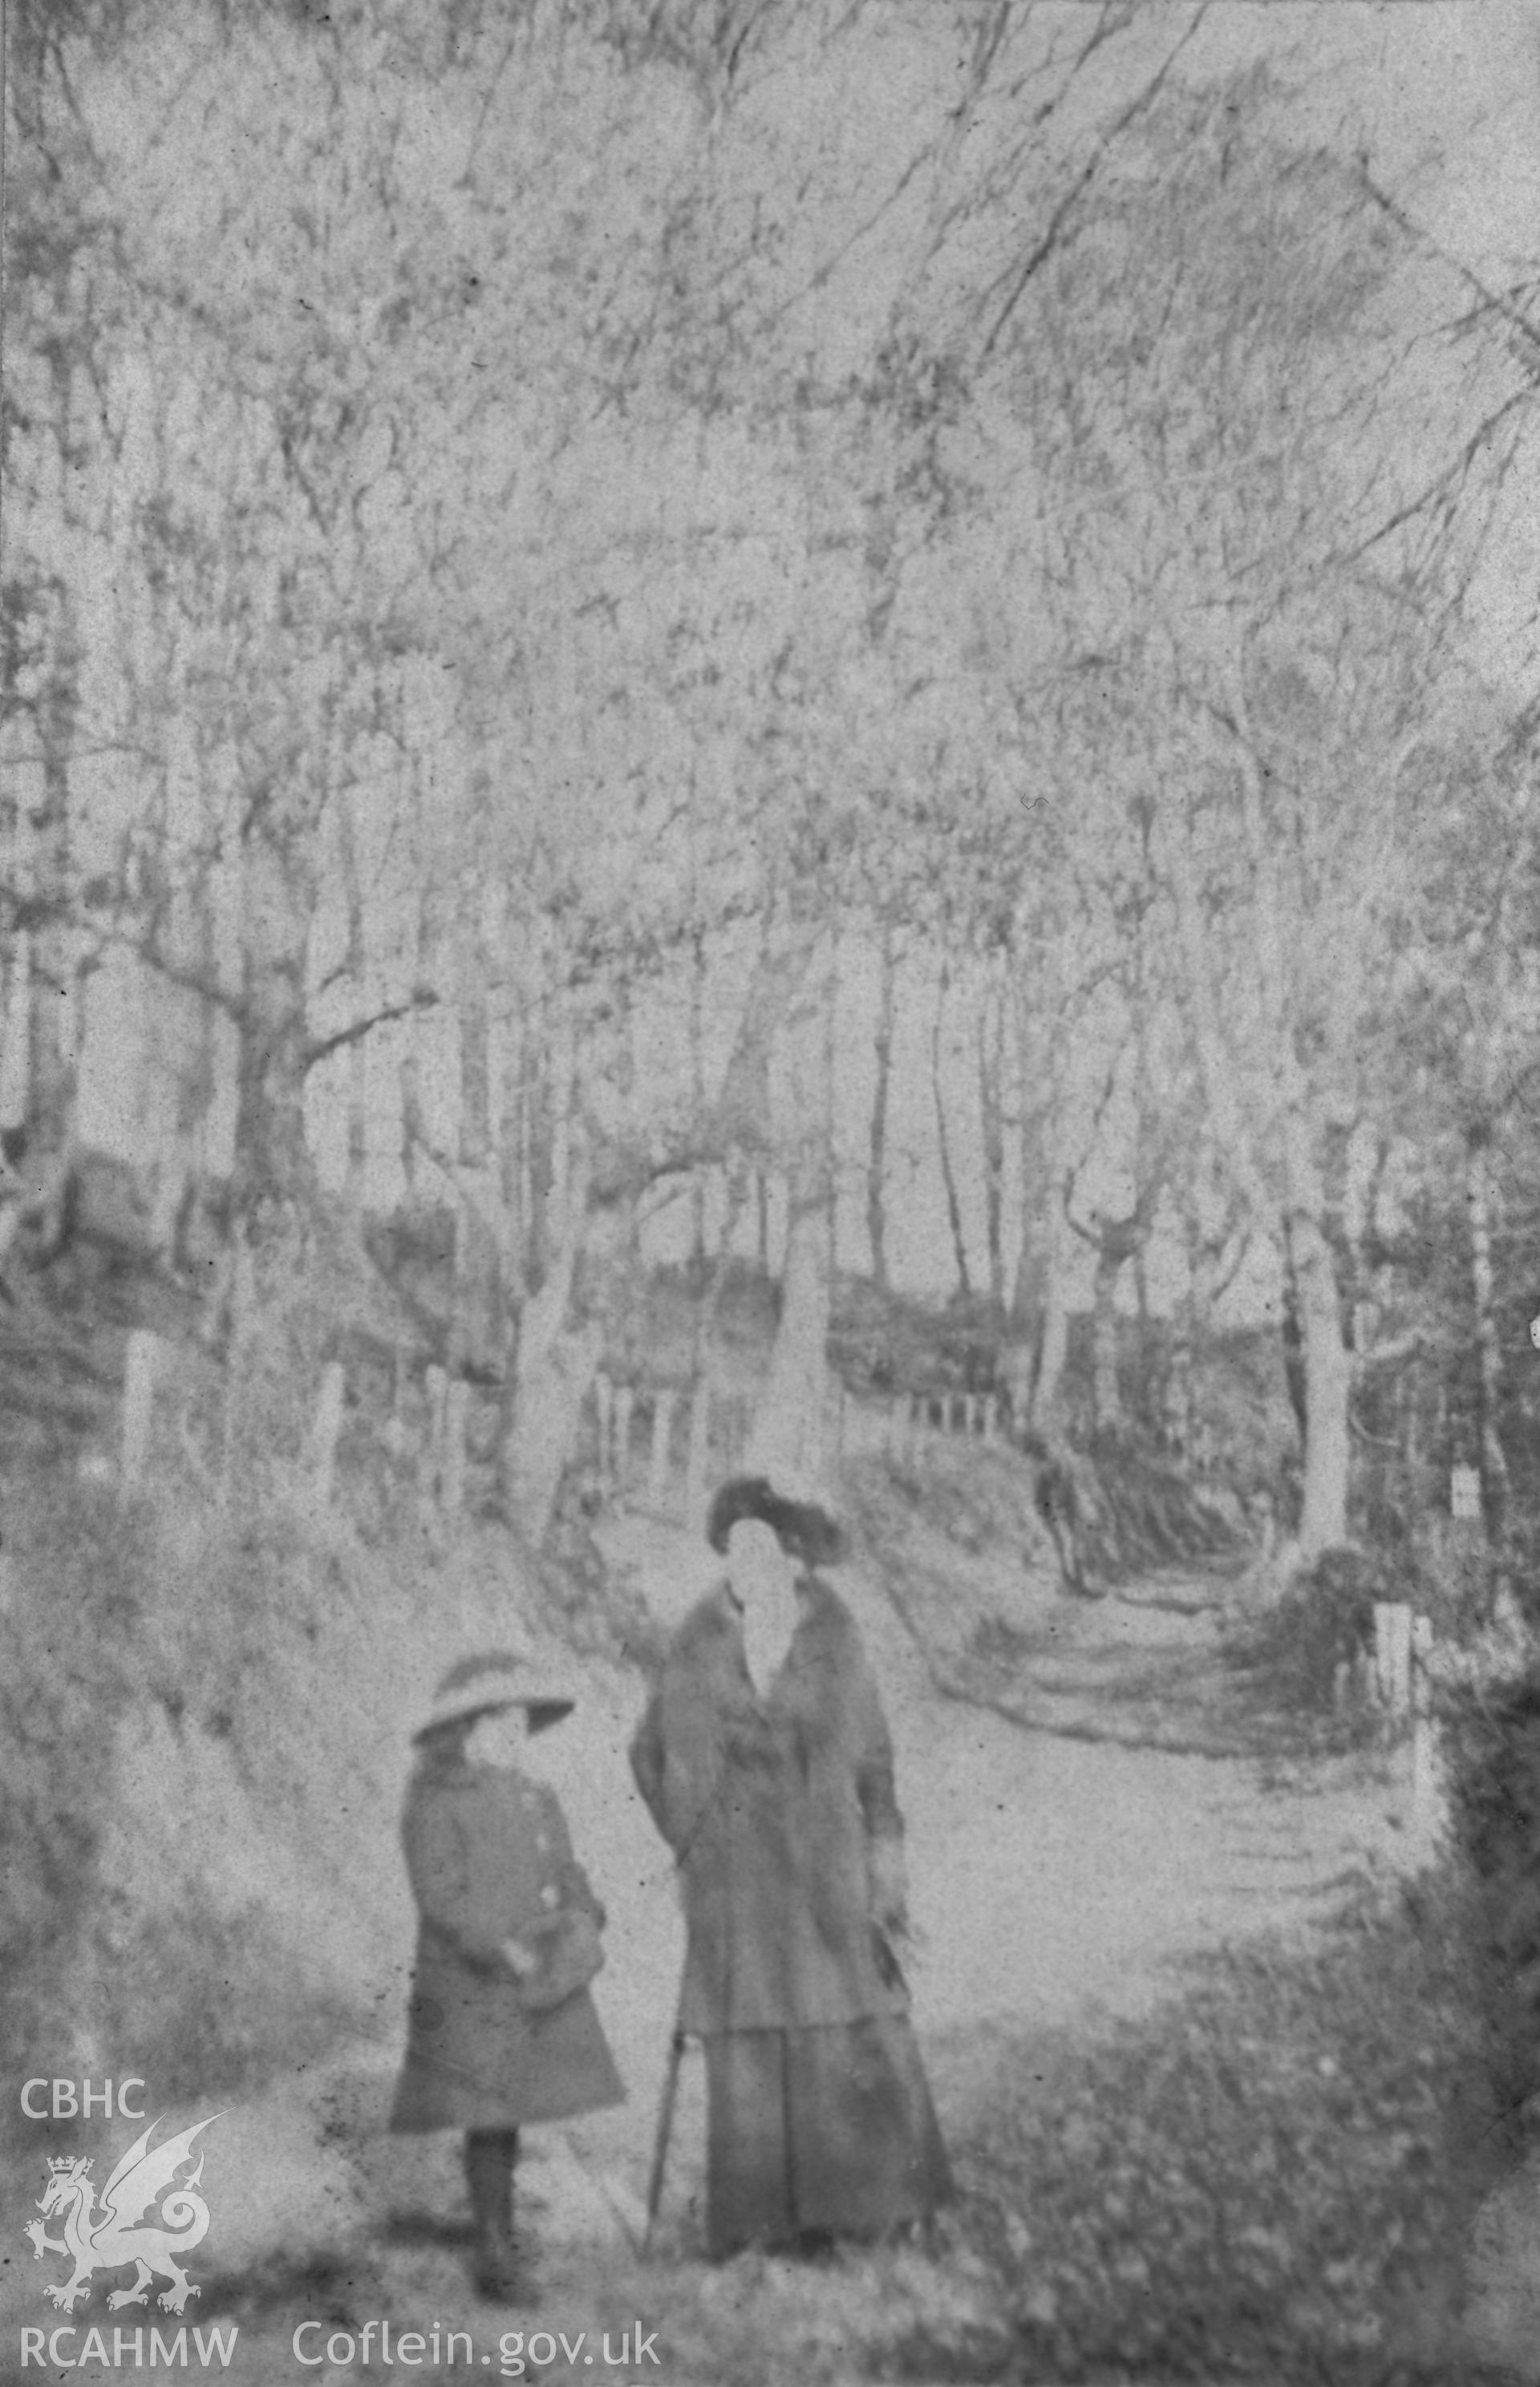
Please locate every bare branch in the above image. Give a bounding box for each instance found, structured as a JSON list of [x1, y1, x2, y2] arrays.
[[1355, 165, 1540, 372], [1330, 388, 1530, 568], [979, 4, 1210, 364], [105, 930, 246, 1028], [301, 988, 439, 1075]]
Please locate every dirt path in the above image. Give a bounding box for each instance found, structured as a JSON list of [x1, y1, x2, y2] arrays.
[[253, 1518, 1437, 2387], [507, 1527, 1434, 2235], [3, 1518, 1441, 2386], [833, 1548, 1423, 2041]]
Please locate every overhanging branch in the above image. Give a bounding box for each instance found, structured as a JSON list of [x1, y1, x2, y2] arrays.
[[302, 987, 438, 1074], [979, 6, 1210, 365]]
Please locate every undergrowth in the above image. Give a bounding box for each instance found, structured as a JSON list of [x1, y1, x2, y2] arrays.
[[952, 1875, 1497, 2384], [179, 1878, 1504, 2387]]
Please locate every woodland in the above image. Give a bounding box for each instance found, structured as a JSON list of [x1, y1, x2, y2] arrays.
[[5, 3, 1540, 2377], [4, 0, 1538, 1563]]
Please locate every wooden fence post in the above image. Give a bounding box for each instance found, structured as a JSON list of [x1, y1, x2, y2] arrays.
[[648, 1391, 677, 1510], [594, 1372, 615, 1486], [1373, 1602, 1413, 1715], [827, 1377, 845, 1468], [121, 1330, 160, 1489], [684, 1381, 712, 1531], [425, 1364, 448, 1504], [443, 1378, 468, 1517], [615, 1384, 634, 1493], [309, 1359, 346, 1505], [1408, 1613, 1447, 1856]]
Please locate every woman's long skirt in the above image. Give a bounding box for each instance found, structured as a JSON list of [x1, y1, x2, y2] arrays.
[[701, 2013, 953, 2259]]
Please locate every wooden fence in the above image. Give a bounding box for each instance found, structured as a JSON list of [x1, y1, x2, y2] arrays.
[[105, 1331, 1454, 1857], [589, 1373, 1007, 1518], [110, 1330, 1014, 1523]]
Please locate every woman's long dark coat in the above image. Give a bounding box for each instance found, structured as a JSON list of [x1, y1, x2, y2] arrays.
[[391, 1751, 624, 2134], [628, 1574, 909, 2036], [630, 1572, 950, 2253]]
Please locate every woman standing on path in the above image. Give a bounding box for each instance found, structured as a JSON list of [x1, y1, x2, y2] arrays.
[[391, 1651, 625, 2301], [630, 1476, 952, 2260]]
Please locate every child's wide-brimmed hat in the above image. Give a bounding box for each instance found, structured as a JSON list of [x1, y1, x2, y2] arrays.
[[706, 1475, 845, 1567], [414, 1650, 575, 1741]]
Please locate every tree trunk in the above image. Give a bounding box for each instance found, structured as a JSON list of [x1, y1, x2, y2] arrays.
[[1091, 1245, 1123, 1434], [1165, 1305, 1194, 1456], [1278, 1234, 1308, 1445], [867, 917, 896, 1291], [979, 967, 1007, 1314], [1032, 1197, 1074, 1426], [335, 792, 370, 1210], [686, 1169, 749, 1530], [234, 844, 313, 1218], [26, 592, 81, 1155], [1005, 980, 1053, 1405], [451, 883, 503, 1379], [0, 930, 32, 1130], [459, 922, 491, 1178], [523, 1020, 557, 1293], [745, 1149, 832, 1489], [1467, 1127, 1509, 1536], [745, 928, 836, 1492], [1287, 1206, 1352, 1561], [401, 876, 448, 1200], [690, 928, 707, 1268], [932, 959, 971, 1298], [500, 1136, 598, 1550], [1167, 1219, 1228, 1457], [497, 1008, 529, 1299]]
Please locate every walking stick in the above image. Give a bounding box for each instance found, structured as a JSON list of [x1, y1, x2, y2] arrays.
[[641, 2028, 687, 2258]]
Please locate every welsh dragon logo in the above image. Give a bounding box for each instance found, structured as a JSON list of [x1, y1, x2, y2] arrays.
[[24, 2115, 220, 2313]]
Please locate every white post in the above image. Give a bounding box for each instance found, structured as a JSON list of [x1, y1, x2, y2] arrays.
[[121, 1330, 160, 1488], [594, 1372, 614, 1486], [983, 1395, 999, 1442], [309, 1359, 346, 1504], [828, 1376, 845, 1467], [425, 1364, 448, 1502], [1408, 1614, 1447, 1858], [615, 1384, 635, 1494], [381, 1340, 409, 1462], [443, 1378, 468, 1517], [1372, 1601, 1413, 1715], [648, 1392, 677, 1510], [684, 1381, 712, 1530]]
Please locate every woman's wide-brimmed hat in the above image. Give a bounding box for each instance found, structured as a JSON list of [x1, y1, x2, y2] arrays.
[[706, 1475, 845, 1567], [414, 1650, 575, 1741]]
